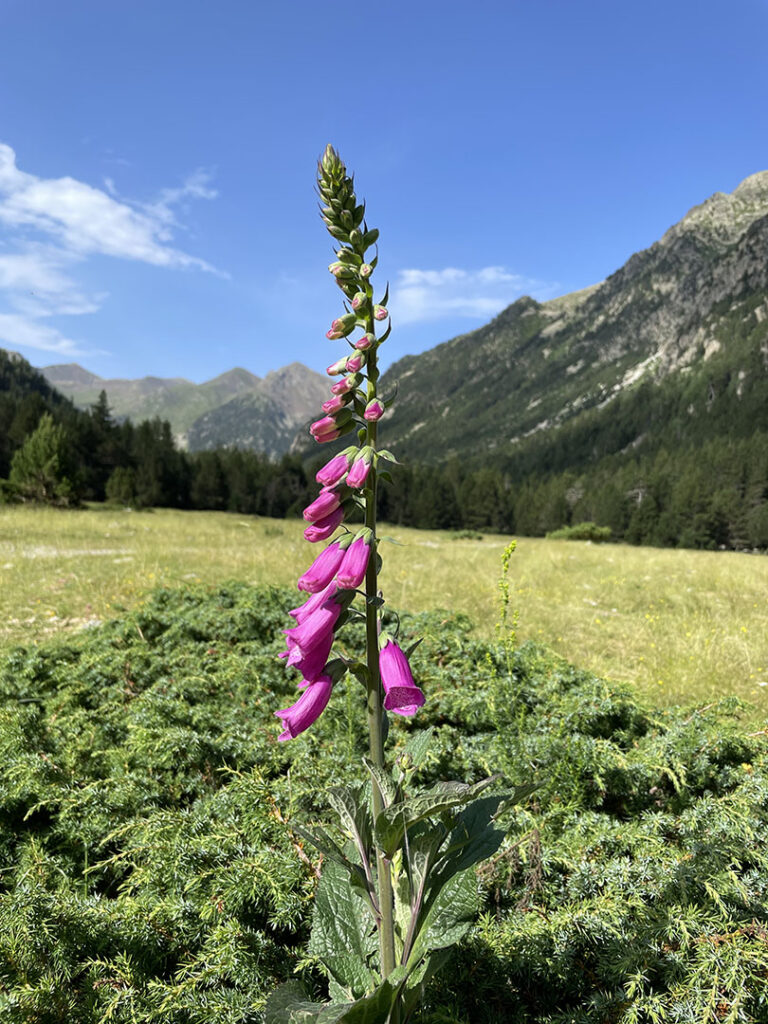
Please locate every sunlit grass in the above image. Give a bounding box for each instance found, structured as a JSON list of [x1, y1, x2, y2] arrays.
[[1, 504, 767, 715]]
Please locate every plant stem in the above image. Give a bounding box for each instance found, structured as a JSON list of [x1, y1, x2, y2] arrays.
[[363, 342, 397, 980]]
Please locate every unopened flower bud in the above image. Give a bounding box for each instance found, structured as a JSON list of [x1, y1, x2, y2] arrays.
[[346, 447, 374, 488], [349, 228, 363, 248], [329, 312, 357, 337], [346, 354, 366, 373], [326, 355, 350, 376], [360, 264, 373, 279], [331, 372, 361, 396], [329, 263, 356, 280], [363, 398, 385, 422], [373, 305, 388, 321], [350, 292, 368, 311], [354, 333, 375, 351], [321, 393, 350, 414]]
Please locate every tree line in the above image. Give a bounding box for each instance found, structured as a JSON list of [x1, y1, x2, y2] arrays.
[[2, 350, 767, 551]]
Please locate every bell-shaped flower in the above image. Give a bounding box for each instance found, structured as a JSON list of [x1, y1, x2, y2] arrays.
[[283, 591, 343, 655], [304, 504, 345, 542], [379, 635, 425, 717], [303, 487, 342, 524], [283, 629, 334, 682], [296, 539, 350, 594], [291, 580, 340, 620], [336, 529, 373, 589], [275, 674, 333, 741]]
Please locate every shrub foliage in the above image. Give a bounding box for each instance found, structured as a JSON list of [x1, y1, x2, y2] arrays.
[[0, 584, 766, 1021]]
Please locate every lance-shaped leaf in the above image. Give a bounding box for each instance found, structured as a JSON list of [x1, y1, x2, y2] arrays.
[[266, 979, 398, 1024], [403, 867, 478, 973], [290, 823, 372, 899], [374, 776, 500, 859], [309, 858, 379, 1000], [328, 784, 373, 863], [362, 757, 398, 809], [394, 727, 434, 784]]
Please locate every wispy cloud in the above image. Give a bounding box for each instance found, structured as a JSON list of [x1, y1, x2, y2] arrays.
[[391, 266, 559, 325], [0, 142, 219, 358]]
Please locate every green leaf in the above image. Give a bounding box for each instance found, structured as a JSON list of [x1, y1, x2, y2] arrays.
[[265, 981, 351, 1024], [376, 449, 400, 465], [404, 867, 478, 972], [377, 470, 393, 485], [362, 757, 398, 808], [290, 824, 371, 896], [266, 980, 398, 1024], [328, 785, 373, 861], [394, 727, 434, 783], [309, 858, 378, 998], [374, 776, 501, 859]]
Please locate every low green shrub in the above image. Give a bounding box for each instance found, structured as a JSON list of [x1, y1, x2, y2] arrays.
[[0, 583, 766, 1022], [547, 521, 613, 542]]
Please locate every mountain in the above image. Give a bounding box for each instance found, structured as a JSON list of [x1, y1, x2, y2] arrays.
[[40, 360, 328, 457], [380, 171, 768, 473]]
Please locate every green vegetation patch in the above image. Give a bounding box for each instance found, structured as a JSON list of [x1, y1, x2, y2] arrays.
[[1, 583, 767, 1021], [546, 521, 612, 542]]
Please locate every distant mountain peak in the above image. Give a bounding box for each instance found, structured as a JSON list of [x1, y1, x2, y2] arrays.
[[43, 362, 104, 388], [665, 169, 768, 246]]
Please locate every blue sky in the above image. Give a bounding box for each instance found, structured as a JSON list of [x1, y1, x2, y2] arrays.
[[1, 0, 766, 382]]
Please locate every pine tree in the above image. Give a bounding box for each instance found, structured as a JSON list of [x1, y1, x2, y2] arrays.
[[8, 412, 79, 505]]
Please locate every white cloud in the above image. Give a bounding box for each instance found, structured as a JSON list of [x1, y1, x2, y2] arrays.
[[392, 265, 559, 325], [0, 142, 220, 357], [0, 313, 84, 357]]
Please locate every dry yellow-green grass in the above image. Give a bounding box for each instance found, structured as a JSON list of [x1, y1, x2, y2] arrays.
[[1, 504, 767, 715]]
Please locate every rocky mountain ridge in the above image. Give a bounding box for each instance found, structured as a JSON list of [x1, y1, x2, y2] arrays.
[[39, 360, 328, 458], [379, 171, 768, 466]]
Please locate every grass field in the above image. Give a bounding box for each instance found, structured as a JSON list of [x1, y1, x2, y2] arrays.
[[1, 503, 767, 714]]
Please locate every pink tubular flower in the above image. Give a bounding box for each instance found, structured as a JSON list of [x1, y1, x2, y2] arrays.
[[303, 487, 341, 523], [315, 451, 353, 487], [284, 629, 334, 682], [304, 505, 345, 542], [296, 536, 352, 593], [275, 674, 333, 741], [291, 580, 338, 618], [380, 637, 425, 717], [346, 448, 373, 489], [336, 531, 372, 589], [364, 399, 385, 422], [284, 592, 342, 654]]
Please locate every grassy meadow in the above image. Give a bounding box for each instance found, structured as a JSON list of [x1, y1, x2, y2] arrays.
[[1, 502, 767, 714]]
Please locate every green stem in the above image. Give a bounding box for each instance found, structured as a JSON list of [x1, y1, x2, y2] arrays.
[[363, 340, 396, 981]]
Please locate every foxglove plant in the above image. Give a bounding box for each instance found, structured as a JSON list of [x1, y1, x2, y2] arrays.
[[267, 146, 533, 1024]]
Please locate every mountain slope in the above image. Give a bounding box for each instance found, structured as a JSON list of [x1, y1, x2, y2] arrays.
[[40, 360, 328, 456], [380, 172, 768, 469]]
